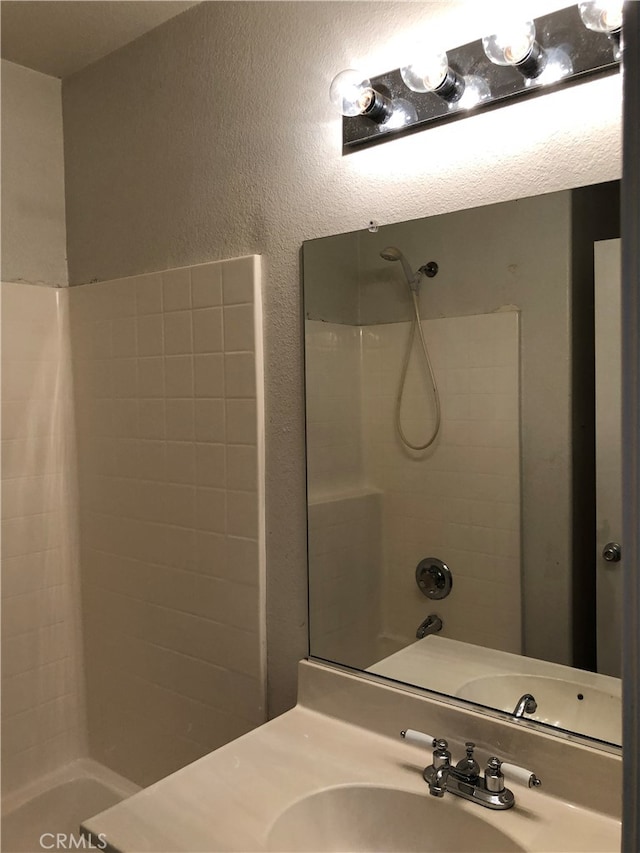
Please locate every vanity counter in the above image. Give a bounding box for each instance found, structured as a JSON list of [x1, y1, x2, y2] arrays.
[[83, 662, 621, 853]]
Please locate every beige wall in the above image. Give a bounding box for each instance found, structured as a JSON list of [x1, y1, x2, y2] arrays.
[[60, 0, 622, 715], [1, 60, 68, 287], [1, 283, 84, 793], [69, 256, 266, 787]]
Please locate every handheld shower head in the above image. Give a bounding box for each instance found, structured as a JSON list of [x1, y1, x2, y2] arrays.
[[380, 246, 420, 290]]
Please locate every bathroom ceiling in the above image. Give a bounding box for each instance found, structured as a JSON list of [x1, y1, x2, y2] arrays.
[[0, 1, 200, 79]]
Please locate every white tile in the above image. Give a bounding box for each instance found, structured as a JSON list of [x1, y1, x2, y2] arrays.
[[193, 307, 223, 353], [224, 353, 255, 398], [137, 315, 164, 357], [164, 356, 193, 398], [194, 353, 225, 398], [222, 257, 254, 305], [112, 317, 137, 357], [227, 490, 258, 538], [195, 443, 226, 488], [225, 400, 257, 445], [195, 399, 225, 443], [164, 311, 193, 355], [138, 357, 164, 398], [223, 304, 254, 352], [163, 268, 191, 311], [195, 488, 226, 533], [191, 263, 222, 308], [136, 273, 163, 314], [166, 399, 195, 441], [227, 445, 257, 491]]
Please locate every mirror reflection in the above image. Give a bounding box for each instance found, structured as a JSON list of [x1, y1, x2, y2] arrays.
[[303, 181, 621, 745]]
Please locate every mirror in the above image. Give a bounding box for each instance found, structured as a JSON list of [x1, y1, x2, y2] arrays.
[[303, 181, 622, 746]]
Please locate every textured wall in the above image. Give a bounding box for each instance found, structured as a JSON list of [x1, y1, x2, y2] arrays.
[[61, 0, 622, 715], [1, 60, 68, 287], [1, 284, 84, 793], [69, 257, 266, 787]]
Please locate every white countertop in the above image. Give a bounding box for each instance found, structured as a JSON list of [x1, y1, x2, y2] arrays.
[[82, 701, 620, 852]]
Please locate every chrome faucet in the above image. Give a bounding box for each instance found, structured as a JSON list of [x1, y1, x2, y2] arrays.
[[512, 693, 537, 718], [416, 613, 442, 639], [400, 731, 541, 810]]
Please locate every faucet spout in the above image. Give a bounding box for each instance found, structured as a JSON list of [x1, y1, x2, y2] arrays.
[[416, 613, 443, 639], [512, 693, 537, 718], [429, 765, 450, 797]]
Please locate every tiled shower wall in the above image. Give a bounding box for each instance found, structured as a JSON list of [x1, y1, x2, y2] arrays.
[[1, 284, 84, 794], [306, 312, 521, 663], [70, 256, 265, 787], [362, 313, 521, 654], [305, 322, 383, 668]]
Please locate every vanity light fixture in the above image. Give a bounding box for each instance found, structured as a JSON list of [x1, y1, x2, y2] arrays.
[[334, 3, 622, 153]]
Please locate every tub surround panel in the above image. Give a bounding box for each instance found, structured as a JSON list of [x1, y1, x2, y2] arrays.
[[69, 257, 266, 787], [306, 313, 520, 667], [1, 283, 83, 794], [362, 313, 521, 654], [308, 491, 382, 669]]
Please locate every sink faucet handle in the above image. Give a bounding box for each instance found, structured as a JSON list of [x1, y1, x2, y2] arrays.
[[432, 738, 451, 768], [400, 729, 436, 749], [484, 757, 506, 793], [500, 761, 542, 788], [456, 742, 480, 779]]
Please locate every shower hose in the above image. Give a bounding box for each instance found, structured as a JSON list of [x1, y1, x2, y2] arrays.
[[395, 290, 441, 451]]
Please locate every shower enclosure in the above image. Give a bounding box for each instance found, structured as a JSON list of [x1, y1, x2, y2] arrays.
[[1, 60, 267, 842], [1, 257, 266, 850]]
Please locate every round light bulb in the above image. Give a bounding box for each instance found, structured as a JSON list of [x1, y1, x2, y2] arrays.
[[482, 21, 536, 66], [329, 69, 374, 117], [579, 1, 623, 33], [400, 49, 449, 93]]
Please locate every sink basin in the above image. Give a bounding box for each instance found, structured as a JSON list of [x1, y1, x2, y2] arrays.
[[266, 784, 524, 852], [456, 675, 621, 743]]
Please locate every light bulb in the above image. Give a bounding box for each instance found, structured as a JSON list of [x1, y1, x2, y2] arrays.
[[329, 68, 393, 124], [579, 1, 623, 33], [400, 47, 465, 103], [482, 21, 547, 79], [329, 69, 375, 117], [400, 49, 449, 93], [482, 21, 536, 66]]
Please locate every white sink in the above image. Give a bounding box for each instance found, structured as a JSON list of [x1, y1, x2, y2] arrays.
[[456, 674, 621, 743], [80, 663, 621, 853], [267, 784, 524, 853]]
